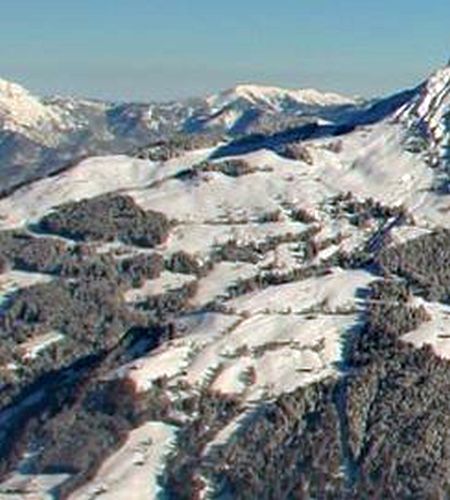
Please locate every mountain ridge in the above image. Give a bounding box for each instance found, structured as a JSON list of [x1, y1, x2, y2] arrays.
[[0, 76, 362, 193], [2, 63, 450, 499], [0, 64, 449, 196]]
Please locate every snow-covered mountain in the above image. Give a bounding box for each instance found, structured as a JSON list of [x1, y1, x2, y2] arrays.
[[0, 78, 364, 193], [5, 72, 443, 195], [185, 83, 359, 135], [400, 64, 450, 167], [208, 83, 355, 109], [0, 79, 69, 142], [2, 64, 450, 499], [0, 79, 198, 193]]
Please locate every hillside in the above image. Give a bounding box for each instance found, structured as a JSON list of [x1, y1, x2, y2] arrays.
[[0, 65, 450, 498], [0, 78, 362, 194]]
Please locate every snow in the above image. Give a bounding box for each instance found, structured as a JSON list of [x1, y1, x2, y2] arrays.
[[20, 331, 65, 360], [388, 225, 432, 246], [113, 278, 365, 399], [174, 311, 241, 343], [308, 122, 432, 209], [402, 298, 450, 359], [69, 422, 177, 500], [122, 310, 364, 401], [122, 119, 440, 242], [1, 104, 420, 413], [0, 471, 71, 500], [207, 84, 356, 111], [210, 358, 253, 394], [203, 107, 244, 130], [400, 65, 450, 159], [3, 116, 436, 239], [257, 241, 303, 272], [116, 344, 193, 391], [244, 345, 329, 398], [227, 267, 376, 315], [123, 271, 196, 304], [198, 83, 356, 133], [0, 270, 53, 308], [211, 313, 349, 362], [192, 261, 258, 307], [183, 313, 360, 401], [0, 151, 210, 229], [6, 65, 450, 500], [112, 312, 241, 391], [138, 266, 374, 401], [3, 64, 450, 486], [0, 78, 67, 142], [0, 156, 155, 228], [158, 221, 309, 260], [94, 240, 154, 257], [131, 149, 329, 223], [0, 66, 448, 235]]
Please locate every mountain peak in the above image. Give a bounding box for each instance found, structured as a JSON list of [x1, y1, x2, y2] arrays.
[[397, 64, 450, 168], [0, 78, 31, 99], [0, 77, 62, 134], [408, 64, 450, 120], [207, 83, 355, 111]]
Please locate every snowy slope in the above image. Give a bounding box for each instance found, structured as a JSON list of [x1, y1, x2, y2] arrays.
[[0, 79, 195, 193], [3, 63, 450, 499], [0, 79, 69, 142], [206, 83, 355, 112], [187, 83, 359, 134], [400, 64, 450, 166], [0, 77, 364, 193]]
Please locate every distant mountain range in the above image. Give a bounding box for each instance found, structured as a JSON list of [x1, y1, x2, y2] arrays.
[[0, 77, 365, 193]]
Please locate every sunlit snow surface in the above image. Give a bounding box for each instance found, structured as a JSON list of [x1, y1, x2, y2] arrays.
[[2, 66, 450, 498], [402, 298, 450, 360], [69, 422, 176, 500]]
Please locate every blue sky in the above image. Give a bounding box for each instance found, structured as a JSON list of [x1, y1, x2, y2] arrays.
[[1, 1, 449, 101]]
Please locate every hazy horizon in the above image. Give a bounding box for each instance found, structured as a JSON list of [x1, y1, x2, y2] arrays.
[[1, 0, 449, 102]]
